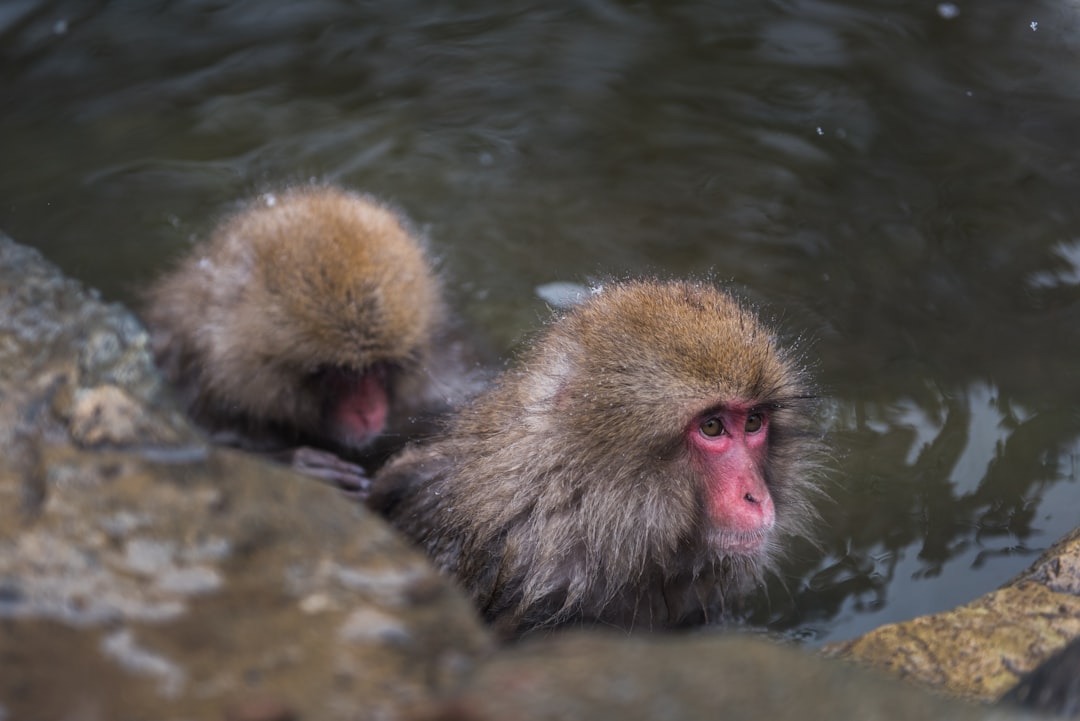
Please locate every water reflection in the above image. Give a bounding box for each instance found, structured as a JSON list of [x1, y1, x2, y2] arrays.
[[1, 0, 1080, 643], [767, 381, 1080, 642]]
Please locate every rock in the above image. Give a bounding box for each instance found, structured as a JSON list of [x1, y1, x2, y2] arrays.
[[0, 234, 493, 721], [1002, 635, 1080, 717], [826, 526, 1080, 703], [410, 633, 1020, 721]]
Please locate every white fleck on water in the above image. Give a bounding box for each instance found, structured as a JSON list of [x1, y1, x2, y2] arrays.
[[1030, 20, 1039, 31], [536, 281, 591, 309], [1027, 238, 1080, 288], [936, 3, 959, 20]]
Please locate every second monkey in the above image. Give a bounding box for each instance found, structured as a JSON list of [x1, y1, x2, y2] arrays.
[[144, 184, 477, 489]]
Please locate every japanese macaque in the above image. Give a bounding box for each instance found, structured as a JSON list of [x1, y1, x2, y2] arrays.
[[369, 280, 823, 637], [144, 184, 474, 491]]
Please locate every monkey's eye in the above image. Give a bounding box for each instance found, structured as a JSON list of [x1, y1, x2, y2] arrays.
[[745, 413, 764, 433], [700, 418, 724, 437]]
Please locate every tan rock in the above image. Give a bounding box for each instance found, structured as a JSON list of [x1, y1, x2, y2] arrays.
[[826, 527, 1080, 702]]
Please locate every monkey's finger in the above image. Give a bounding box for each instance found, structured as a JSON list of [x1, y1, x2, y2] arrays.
[[290, 446, 372, 496]]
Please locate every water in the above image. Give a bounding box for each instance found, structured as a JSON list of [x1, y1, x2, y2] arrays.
[[3, 0, 1080, 644]]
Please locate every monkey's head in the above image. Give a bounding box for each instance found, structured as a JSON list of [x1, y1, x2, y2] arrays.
[[458, 280, 820, 618], [190, 186, 444, 451], [560, 281, 817, 560]]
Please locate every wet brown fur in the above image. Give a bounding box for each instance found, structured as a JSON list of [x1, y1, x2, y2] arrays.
[[370, 280, 823, 637], [144, 184, 448, 453]]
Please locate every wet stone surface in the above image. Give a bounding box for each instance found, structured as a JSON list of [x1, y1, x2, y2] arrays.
[[0, 234, 493, 721], [412, 633, 1025, 721]]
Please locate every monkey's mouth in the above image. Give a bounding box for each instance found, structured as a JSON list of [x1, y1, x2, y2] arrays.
[[707, 528, 771, 558]]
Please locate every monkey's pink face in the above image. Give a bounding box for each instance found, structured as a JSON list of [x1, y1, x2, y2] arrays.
[[324, 367, 390, 450], [688, 404, 776, 556]]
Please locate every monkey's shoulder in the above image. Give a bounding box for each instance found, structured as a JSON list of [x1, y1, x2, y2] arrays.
[[369, 442, 476, 572], [369, 445, 454, 522]]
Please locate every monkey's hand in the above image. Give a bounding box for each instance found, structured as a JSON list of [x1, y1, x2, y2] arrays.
[[289, 446, 372, 501]]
